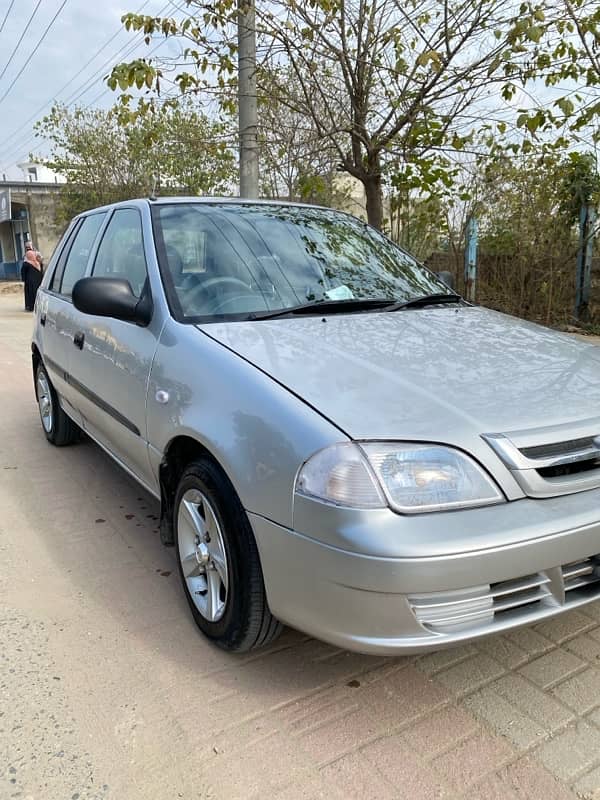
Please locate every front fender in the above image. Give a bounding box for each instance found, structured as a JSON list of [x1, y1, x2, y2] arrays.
[[146, 319, 346, 528]]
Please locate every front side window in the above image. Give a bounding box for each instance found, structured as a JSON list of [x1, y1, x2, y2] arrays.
[[92, 208, 148, 298], [58, 213, 106, 297], [152, 203, 451, 321]]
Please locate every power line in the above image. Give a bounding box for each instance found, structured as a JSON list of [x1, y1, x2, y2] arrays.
[[0, 0, 69, 107], [0, 0, 186, 171], [0, 35, 171, 170], [73, 35, 168, 109], [0, 0, 44, 83], [63, 14, 170, 108], [0, 0, 154, 154], [0, 0, 16, 35], [45, 0, 153, 104]]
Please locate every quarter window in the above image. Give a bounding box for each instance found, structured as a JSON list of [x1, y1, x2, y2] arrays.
[[49, 220, 80, 292], [58, 213, 106, 296], [92, 208, 148, 298]]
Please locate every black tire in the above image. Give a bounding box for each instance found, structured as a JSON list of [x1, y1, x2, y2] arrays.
[[174, 457, 283, 652], [35, 363, 80, 446]]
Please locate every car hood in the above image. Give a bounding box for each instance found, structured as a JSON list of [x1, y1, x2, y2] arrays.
[[197, 307, 600, 442]]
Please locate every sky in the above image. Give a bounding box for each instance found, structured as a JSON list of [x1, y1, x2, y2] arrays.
[[0, 0, 183, 180]]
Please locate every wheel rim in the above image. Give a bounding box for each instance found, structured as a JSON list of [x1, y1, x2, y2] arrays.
[[36, 372, 53, 433], [177, 489, 229, 622]]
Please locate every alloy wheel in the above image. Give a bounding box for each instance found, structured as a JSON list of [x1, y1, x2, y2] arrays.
[[177, 489, 229, 622], [37, 371, 53, 433]]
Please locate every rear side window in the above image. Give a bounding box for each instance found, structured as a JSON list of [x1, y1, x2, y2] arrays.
[[57, 213, 106, 297]]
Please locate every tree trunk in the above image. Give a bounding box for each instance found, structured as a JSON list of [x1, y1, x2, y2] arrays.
[[363, 172, 383, 230]]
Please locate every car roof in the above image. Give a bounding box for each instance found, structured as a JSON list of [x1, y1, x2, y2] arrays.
[[73, 196, 365, 226]]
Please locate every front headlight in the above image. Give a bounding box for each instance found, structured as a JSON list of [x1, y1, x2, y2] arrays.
[[295, 442, 504, 513]]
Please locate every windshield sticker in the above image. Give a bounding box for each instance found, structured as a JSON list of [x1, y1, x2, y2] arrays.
[[325, 285, 355, 301]]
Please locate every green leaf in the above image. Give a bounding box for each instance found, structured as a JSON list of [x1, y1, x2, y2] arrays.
[[516, 112, 529, 128], [555, 97, 575, 116]]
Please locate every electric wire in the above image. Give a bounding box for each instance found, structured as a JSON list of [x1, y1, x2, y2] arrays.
[[0, 0, 44, 83], [0, 0, 16, 35], [0, 1, 186, 172], [63, 9, 170, 108], [0, 0, 70, 107], [0, 34, 172, 172], [0, 0, 154, 154]]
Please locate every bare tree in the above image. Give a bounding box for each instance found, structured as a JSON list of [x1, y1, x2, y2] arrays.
[[109, 0, 546, 227]]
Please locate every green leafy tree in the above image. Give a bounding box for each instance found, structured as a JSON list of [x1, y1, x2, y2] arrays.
[[503, 0, 600, 141], [34, 102, 236, 222], [558, 151, 600, 222]]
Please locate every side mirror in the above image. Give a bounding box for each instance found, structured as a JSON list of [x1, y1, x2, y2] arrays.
[[72, 277, 152, 326], [435, 270, 455, 290]]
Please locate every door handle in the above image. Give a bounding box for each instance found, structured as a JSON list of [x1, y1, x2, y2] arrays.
[[40, 312, 46, 326], [73, 331, 85, 350]]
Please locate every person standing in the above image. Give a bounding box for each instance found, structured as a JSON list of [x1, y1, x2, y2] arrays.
[[22, 241, 43, 312]]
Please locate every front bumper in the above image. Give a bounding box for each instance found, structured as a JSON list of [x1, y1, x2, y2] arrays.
[[249, 489, 600, 655]]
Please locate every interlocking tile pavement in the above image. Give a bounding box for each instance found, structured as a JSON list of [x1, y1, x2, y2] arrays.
[[535, 721, 600, 782], [464, 687, 546, 749]]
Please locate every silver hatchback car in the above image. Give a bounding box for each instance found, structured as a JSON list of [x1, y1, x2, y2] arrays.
[[32, 198, 600, 654]]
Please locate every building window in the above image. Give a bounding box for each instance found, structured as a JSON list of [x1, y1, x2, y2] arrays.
[[28, 168, 37, 181]]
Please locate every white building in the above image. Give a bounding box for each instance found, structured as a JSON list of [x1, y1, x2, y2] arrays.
[[17, 160, 66, 185]]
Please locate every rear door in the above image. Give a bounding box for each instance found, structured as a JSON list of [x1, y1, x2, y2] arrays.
[[67, 206, 160, 491], [38, 212, 107, 423]]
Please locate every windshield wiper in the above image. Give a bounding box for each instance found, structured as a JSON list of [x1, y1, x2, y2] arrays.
[[248, 293, 464, 320], [248, 298, 394, 320], [384, 293, 463, 311]]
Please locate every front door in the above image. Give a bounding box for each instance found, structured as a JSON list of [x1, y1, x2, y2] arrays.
[[68, 207, 160, 492]]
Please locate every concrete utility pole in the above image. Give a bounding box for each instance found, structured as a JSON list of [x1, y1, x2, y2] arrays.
[[238, 0, 259, 198]]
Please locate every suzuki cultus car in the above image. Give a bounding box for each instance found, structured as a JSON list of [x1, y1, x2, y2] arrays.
[[32, 198, 600, 653]]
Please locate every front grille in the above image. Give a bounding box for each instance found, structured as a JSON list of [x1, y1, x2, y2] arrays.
[[482, 431, 600, 498], [563, 557, 600, 594], [409, 554, 600, 635], [410, 573, 552, 634], [537, 459, 600, 479], [520, 437, 595, 460], [490, 574, 551, 617]]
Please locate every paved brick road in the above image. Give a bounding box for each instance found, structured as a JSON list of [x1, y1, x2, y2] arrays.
[[1, 292, 600, 799]]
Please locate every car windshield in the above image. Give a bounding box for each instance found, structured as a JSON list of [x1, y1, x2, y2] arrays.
[[152, 203, 454, 321]]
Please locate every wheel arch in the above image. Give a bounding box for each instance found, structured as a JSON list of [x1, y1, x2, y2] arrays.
[[31, 343, 42, 388], [158, 434, 237, 547]]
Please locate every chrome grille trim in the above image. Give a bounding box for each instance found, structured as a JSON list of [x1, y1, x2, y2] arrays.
[[563, 561, 594, 580], [410, 555, 600, 635], [483, 432, 600, 471], [563, 557, 600, 592], [521, 437, 596, 460], [482, 431, 600, 498], [491, 573, 550, 598]]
